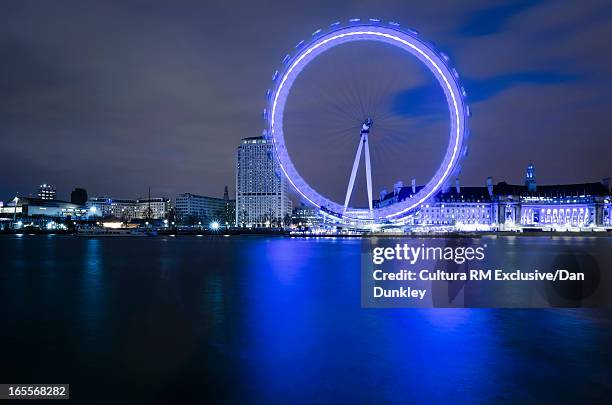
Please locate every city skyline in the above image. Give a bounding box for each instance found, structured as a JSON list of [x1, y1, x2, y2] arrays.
[[1, 1, 612, 201]]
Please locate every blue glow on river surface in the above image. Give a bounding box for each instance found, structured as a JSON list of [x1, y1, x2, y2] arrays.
[[0, 235, 611, 403]]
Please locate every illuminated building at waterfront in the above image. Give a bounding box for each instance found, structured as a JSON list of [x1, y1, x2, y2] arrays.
[[291, 205, 323, 228], [0, 185, 87, 226], [374, 163, 611, 232], [135, 198, 172, 220], [236, 136, 291, 227], [87, 197, 171, 220], [0, 197, 87, 227], [175, 190, 235, 225]]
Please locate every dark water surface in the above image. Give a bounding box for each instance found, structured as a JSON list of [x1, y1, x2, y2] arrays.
[[1, 235, 611, 404]]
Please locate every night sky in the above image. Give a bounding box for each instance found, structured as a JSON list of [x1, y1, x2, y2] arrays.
[[1, 0, 611, 203]]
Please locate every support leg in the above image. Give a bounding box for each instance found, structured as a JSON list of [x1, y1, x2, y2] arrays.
[[344, 135, 364, 211], [364, 134, 373, 211]]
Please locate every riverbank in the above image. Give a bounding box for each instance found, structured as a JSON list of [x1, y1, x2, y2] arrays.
[[1, 229, 611, 237]]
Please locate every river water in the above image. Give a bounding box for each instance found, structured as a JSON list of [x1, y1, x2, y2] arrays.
[[1, 235, 611, 403]]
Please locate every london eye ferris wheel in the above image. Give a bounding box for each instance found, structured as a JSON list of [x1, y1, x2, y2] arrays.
[[262, 19, 470, 226]]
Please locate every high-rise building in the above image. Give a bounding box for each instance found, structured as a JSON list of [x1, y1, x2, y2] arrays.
[[38, 184, 56, 200], [235, 136, 291, 227], [70, 188, 88, 205]]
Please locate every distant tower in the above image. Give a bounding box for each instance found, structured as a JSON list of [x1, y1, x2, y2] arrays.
[[223, 185, 229, 201], [71, 188, 88, 205], [38, 184, 56, 200], [525, 161, 537, 192]]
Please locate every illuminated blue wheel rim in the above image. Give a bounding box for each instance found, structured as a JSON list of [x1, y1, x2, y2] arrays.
[[266, 21, 469, 223]]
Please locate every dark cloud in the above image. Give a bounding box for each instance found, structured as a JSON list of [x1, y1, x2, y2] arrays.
[[0, 0, 611, 204], [458, 0, 536, 36]]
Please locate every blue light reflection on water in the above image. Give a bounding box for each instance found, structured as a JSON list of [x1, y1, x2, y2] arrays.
[[80, 239, 103, 336], [240, 238, 503, 403], [0, 235, 611, 403]]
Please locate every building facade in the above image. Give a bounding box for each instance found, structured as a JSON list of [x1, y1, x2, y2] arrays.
[[235, 136, 291, 227], [87, 197, 170, 221], [175, 193, 233, 224], [411, 184, 494, 231], [38, 184, 56, 200], [135, 198, 171, 220], [110, 199, 137, 221], [494, 181, 609, 231], [87, 198, 136, 220], [291, 205, 323, 228], [0, 197, 86, 219], [374, 163, 612, 232], [87, 197, 113, 218]]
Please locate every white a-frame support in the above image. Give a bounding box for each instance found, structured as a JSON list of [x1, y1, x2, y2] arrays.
[[344, 118, 373, 212]]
